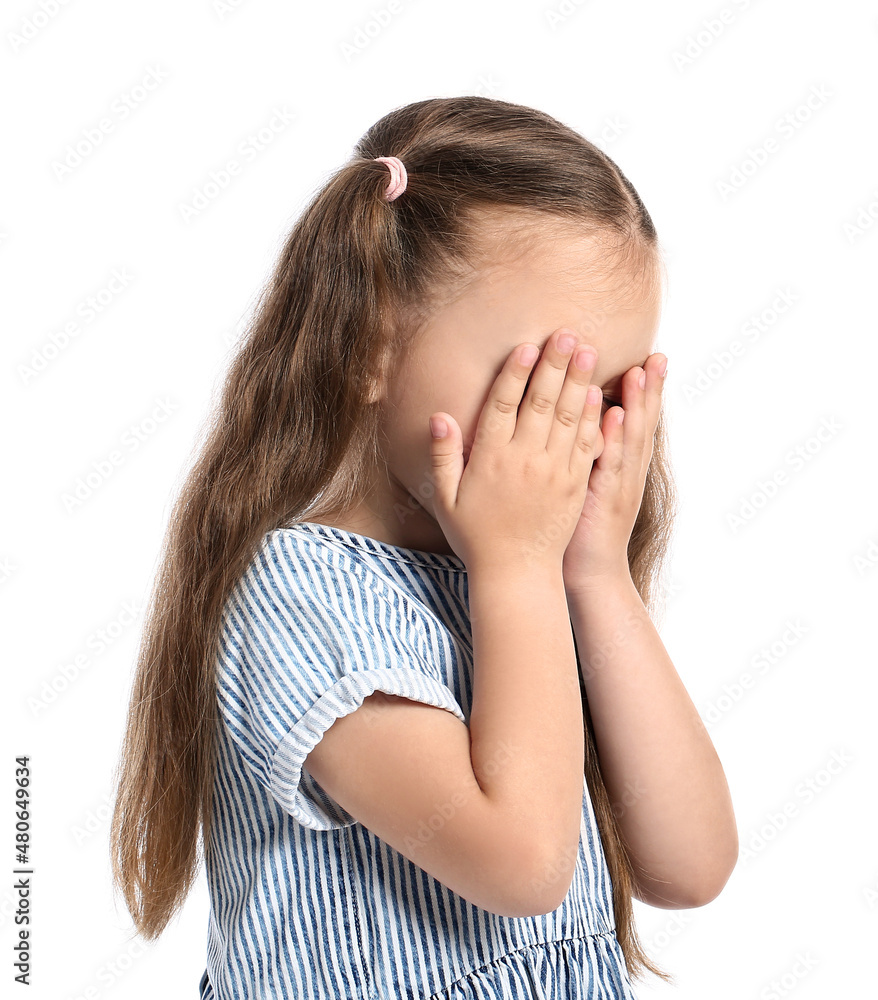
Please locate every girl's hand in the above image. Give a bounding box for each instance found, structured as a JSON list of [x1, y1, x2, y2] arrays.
[[561, 352, 668, 592], [428, 328, 605, 575]]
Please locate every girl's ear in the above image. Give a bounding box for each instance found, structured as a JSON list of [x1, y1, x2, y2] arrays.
[[365, 374, 383, 405], [364, 341, 395, 404]]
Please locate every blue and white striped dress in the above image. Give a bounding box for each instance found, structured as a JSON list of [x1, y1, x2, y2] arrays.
[[199, 520, 639, 999]]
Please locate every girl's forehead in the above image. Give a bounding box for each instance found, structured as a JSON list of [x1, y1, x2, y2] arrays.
[[402, 235, 662, 381]]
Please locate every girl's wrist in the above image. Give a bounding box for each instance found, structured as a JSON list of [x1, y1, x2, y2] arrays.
[[562, 562, 633, 599]]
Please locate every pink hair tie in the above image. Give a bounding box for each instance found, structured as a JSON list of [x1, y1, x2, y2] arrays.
[[374, 156, 407, 201]]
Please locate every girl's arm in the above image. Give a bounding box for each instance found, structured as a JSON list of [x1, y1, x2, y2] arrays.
[[566, 572, 738, 909], [308, 333, 609, 918], [303, 559, 585, 918], [560, 350, 737, 908]]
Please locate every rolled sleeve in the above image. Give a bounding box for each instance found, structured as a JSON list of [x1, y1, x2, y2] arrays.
[[218, 531, 468, 832], [271, 666, 467, 830]]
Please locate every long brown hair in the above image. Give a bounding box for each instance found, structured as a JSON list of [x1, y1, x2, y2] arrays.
[[110, 95, 678, 983]]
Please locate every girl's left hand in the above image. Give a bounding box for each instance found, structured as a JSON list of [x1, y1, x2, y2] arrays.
[[561, 352, 667, 592]]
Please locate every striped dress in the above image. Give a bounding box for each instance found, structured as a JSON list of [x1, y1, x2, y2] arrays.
[[199, 520, 639, 999]]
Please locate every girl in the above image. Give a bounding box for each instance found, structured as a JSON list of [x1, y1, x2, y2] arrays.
[[110, 96, 738, 998]]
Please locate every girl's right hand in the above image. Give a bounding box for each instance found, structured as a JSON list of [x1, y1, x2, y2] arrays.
[[428, 328, 603, 574]]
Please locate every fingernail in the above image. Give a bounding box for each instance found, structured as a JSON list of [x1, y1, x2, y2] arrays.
[[638, 368, 646, 390], [658, 357, 668, 378], [557, 332, 576, 354], [574, 347, 596, 371], [520, 344, 539, 366]]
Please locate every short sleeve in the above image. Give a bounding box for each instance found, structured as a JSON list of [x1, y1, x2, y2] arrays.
[[217, 532, 467, 831]]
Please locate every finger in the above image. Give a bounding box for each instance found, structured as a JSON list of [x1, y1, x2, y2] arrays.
[[623, 353, 666, 482], [595, 401, 625, 478], [428, 411, 464, 513], [569, 383, 604, 481], [643, 353, 668, 454], [514, 328, 581, 449], [470, 343, 541, 453], [547, 343, 598, 458], [618, 364, 648, 485]]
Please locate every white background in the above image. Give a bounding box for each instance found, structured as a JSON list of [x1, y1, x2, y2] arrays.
[[3, 0, 877, 997]]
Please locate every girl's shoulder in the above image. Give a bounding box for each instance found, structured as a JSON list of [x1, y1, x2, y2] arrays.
[[253, 522, 467, 640], [269, 520, 467, 575], [251, 522, 423, 612]]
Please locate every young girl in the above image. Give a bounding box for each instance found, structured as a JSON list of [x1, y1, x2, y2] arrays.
[[110, 96, 738, 998]]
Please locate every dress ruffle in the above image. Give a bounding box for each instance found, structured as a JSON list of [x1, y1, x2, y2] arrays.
[[427, 933, 638, 1000]]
